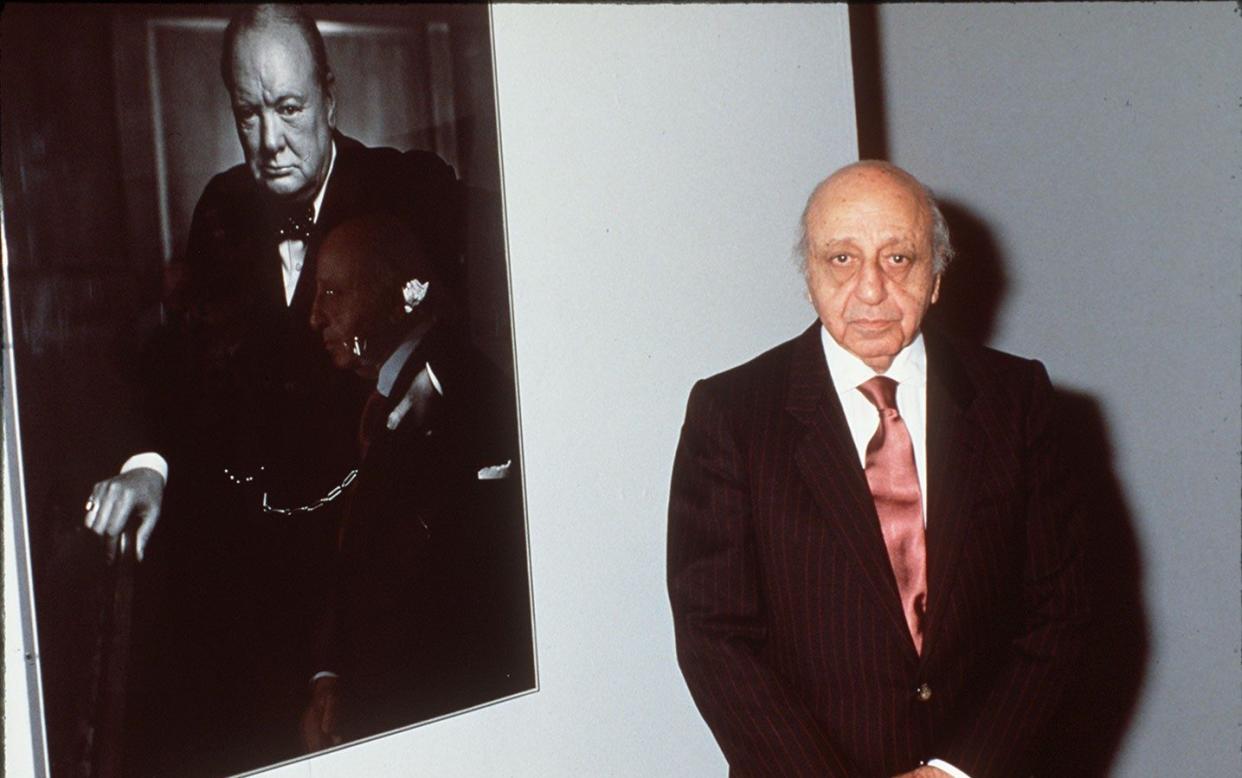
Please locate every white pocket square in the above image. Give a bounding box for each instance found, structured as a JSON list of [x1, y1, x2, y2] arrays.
[[477, 460, 511, 480]]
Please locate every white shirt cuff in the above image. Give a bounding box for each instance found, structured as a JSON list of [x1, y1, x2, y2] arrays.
[[926, 759, 972, 778], [120, 453, 168, 484]]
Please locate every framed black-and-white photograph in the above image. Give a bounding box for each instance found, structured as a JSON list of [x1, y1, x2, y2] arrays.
[[2, 4, 535, 776]]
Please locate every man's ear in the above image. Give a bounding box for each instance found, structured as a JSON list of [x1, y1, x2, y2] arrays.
[[930, 273, 942, 304]]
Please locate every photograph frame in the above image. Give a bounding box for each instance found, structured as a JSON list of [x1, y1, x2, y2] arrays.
[[1, 4, 537, 776]]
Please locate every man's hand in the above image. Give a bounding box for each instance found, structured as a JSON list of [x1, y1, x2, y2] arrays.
[[300, 675, 343, 753], [84, 467, 164, 561], [893, 767, 951, 778]]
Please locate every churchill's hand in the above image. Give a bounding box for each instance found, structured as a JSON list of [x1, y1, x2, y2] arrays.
[[84, 467, 164, 561], [301, 675, 343, 753]]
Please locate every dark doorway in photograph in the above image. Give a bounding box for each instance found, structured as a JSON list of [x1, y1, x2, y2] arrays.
[[1, 4, 534, 776]]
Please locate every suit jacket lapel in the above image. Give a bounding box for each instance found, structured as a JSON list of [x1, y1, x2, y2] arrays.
[[234, 188, 285, 315], [288, 235, 318, 319], [315, 132, 365, 234], [786, 324, 914, 651], [921, 330, 981, 665], [254, 233, 288, 314], [290, 133, 366, 318]]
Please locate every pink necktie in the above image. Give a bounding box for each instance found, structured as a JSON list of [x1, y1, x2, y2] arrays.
[[857, 376, 928, 654]]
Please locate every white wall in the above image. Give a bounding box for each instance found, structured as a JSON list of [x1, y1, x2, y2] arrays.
[[4, 5, 858, 776], [868, 3, 1241, 774]]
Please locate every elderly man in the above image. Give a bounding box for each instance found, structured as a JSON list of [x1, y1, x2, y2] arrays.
[[299, 215, 531, 750], [668, 161, 1087, 777], [84, 5, 461, 774]]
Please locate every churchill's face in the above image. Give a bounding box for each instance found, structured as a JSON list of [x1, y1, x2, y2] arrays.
[[803, 167, 941, 372], [228, 23, 335, 203]]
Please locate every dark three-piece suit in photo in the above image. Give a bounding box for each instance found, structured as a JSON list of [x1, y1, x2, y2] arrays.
[[131, 133, 529, 775]]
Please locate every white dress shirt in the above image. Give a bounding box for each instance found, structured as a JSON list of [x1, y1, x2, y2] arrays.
[[819, 326, 971, 778], [820, 326, 928, 521], [120, 143, 340, 482], [277, 141, 337, 305]]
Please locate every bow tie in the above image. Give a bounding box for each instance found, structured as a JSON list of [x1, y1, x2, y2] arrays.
[[276, 205, 316, 242]]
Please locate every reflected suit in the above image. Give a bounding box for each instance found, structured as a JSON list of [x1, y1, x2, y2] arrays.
[[134, 133, 461, 775], [318, 324, 534, 740]]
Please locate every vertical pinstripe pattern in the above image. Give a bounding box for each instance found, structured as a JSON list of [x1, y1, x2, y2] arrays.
[[667, 324, 1088, 777]]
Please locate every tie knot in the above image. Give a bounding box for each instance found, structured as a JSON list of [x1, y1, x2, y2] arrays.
[[857, 375, 899, 412], [276, 205, 316, 241]]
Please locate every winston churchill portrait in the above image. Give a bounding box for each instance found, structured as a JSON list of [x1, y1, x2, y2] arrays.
[[1, 4, 534, 776]]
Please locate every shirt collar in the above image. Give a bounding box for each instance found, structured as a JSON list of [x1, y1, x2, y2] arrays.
[[310, 140, 336, 223], [820, 325, 927, 392]]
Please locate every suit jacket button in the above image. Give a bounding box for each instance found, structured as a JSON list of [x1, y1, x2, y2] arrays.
[[916, 683, 933, 702]]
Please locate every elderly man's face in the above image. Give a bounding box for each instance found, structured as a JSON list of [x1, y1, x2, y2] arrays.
[[803, 168, 941, 372], [309, 236, 387, 376], [229, 24, 335, 203]]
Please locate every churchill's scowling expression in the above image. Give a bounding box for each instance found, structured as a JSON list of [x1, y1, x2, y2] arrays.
[[227, 17, 336, 203]]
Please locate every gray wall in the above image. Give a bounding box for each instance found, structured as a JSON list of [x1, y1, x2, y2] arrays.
[[863, 3, 1240, 774]]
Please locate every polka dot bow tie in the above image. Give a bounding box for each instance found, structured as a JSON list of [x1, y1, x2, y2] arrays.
[[276, 205, 316, 242]]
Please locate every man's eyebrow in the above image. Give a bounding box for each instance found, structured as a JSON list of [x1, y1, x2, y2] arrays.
[[818, 235, 921, 253], [233, 91, 306, 108], [820, 237, 858, 251], [872, 235, 921, 251]]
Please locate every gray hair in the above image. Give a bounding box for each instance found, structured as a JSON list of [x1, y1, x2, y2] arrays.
[[795, 160, 955, 275]]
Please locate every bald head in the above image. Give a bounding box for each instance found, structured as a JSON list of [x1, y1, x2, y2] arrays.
[[798, 161, 954, 275], [799, 161, 948, 371], [310, 214, 443, 375], [322, 214, 441, 300]]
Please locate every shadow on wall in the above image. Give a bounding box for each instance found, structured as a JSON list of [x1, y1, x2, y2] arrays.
[[921, 198, 1149, 775], [849, 7, 1150, 768], [926, 200, 1007, 344], [1039, 388, 1149, 777]]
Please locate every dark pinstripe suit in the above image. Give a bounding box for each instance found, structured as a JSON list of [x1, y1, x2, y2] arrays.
[[668, 323, 1088, 777]]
